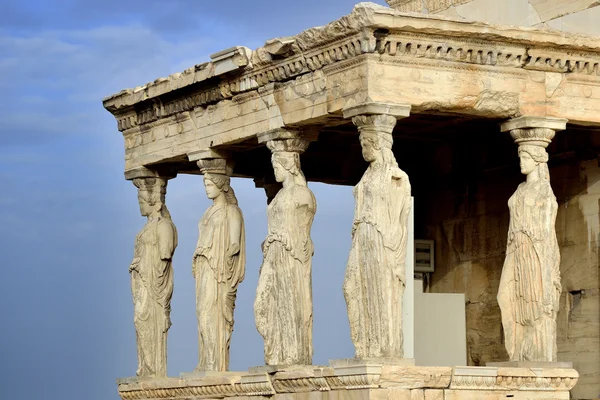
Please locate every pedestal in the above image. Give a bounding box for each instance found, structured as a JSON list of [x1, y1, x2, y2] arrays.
[[117, 363, 578, 400]]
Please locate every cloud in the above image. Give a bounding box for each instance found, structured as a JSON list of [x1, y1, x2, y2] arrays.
[[0, 2, 393, 399], [0, 25, 214, 146]]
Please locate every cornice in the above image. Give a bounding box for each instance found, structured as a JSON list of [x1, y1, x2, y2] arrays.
[[103, 2, 600, 133]]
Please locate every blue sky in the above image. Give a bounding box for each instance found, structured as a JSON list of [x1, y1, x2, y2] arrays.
[[0, 1, 388, 399]]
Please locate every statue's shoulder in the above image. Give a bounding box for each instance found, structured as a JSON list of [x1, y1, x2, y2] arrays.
[[227, 204, 244, 219], [293, 184, 316, 207], [391, 166, 409, 181], [157, 217, 176, 234], [391, 167, 411, 193]]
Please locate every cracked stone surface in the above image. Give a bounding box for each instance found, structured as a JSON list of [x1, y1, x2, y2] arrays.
[[386, 0, 600, 32]]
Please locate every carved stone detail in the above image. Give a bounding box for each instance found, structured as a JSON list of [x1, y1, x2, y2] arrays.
[[254, 135, 316, 366], [129, 176, 178, 377], [106, 3, 600, 135], [193, 156, 245, 372], [116, 366, 578, 399], [387, 0, 423, 12], [344, 108, 412, 359], [497, 118, 567, 363]]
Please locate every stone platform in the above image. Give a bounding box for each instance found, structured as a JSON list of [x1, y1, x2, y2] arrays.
[[117, 364, 578, 400]]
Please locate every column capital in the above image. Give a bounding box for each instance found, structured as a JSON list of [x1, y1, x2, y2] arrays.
[[124, 166, 176, 181], [342, 102, 411, 119], [258, 127, 318, 154], [257, 127, 319, 145], [500, 116, 567, 132], [188, 149, 234, 176], [501, 116, 568, 148]]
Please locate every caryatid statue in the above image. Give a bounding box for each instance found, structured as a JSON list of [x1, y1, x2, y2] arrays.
[[254, 133, 317, 366], [193, 158, 245, 372], [498, 118, 566, 362], [343, 109, 411, 359], [129, 176, 178, 377]]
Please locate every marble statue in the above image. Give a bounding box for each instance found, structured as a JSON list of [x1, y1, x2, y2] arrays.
[[193, 159, 245, 372], [129, 177, 178, 377], [343, 114, 411, 359], [254, 138, 316, 366], [498, 130, 561, 362]]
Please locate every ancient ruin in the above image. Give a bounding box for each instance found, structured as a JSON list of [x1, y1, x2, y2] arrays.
[[194, 157, 245, 372], [104, 1, 600, 398], [129, 175, 177, 378]]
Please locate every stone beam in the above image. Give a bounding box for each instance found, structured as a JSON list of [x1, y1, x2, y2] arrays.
[[104, 3, 600, 176]]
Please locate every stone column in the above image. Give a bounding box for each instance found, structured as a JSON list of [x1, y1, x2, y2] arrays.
[[187, 150, 246, 372], [497, 117, 567, 363], [125, 167, 178, 378], [342, 102, 412, 360], [254, 128, 317, 366]]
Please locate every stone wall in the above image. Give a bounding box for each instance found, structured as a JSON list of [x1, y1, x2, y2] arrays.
[[415, 127, 600, 399], [386, 0, 600, 35]]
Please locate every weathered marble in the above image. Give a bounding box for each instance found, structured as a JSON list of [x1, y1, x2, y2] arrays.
[[497, 118, 566, 362], [343, 106, 412, 359], [102, 3, 600, 397], [387, 0, 600, 31], [193, 157, 245, 372], [130, 176, 178, 377], [116, 364, 579, 400], [254, 132, 316, 365]]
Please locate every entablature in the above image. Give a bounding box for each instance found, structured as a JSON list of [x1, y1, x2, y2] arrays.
[[102, 2, 600, 176]]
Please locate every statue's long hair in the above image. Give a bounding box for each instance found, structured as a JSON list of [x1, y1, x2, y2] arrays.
[[133, 177, 172, 219], [272, 152, 307, 186], [360, 132, 399, 169], [519, 145, 550, 182], [205, 173, 239, 206]]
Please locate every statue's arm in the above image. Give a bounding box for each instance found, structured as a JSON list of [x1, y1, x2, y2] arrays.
[[227, 207, 243, 257], [292, 187, 316, 261], [157, 221, 176, 261], [389, 170, 411, 283]]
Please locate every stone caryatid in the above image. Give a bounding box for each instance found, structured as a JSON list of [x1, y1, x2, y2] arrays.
[[342, 103, 412, 359], [128, 172, 178, 377], [193, 156, 245, 372], [498, 117, 567, 362], [254, 130, 317, 366]]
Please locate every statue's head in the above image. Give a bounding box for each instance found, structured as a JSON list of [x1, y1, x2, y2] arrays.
[[271, 152, 301, 183], [359, 131, 393, 163], [518, 145, 548, 177], [204, 173, 231, 200], [133, 178, 167, 217], [267, 138, 308, 186], [197, 159, 238, 205]]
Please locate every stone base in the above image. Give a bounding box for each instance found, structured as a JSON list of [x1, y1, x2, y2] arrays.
[[487, 361, 574, 368], [117, 364, 579, 400]]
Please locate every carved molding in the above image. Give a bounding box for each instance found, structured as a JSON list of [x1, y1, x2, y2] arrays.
[[116, 366, 578, 400], [352, 114, 399, 137], [110, 22, 600, 134], [501, 116, 568, 147]]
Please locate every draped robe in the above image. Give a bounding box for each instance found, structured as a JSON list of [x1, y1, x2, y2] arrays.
[[343, 160, 411, 358], [131, 217, 177, 377], [498, 179, 561, 362], [254, 184, 316, 365], [194, 203, 245, 371]]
